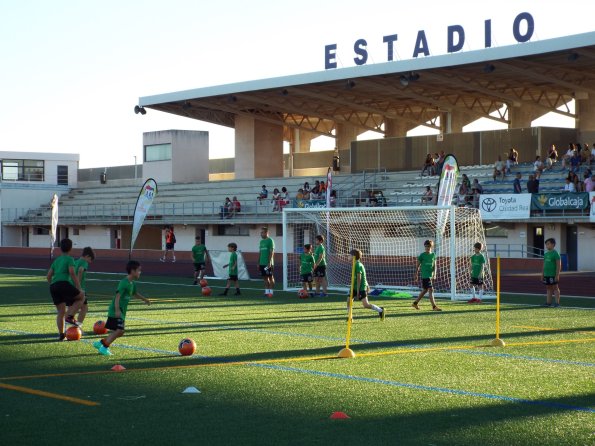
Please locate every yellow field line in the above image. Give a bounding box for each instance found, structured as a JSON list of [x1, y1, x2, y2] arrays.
[[2, 337, 594, 383], [0, 382, 100, 406], [512, 325, 594, 336]]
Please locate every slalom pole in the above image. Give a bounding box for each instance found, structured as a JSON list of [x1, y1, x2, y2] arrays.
[[491, 255, 506, 347], [338, 255, 357, 358]]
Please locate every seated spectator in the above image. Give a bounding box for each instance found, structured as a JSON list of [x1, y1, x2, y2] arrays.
[[580, 143, 591, 164], [303, 181, 310, 193], [329, 189, 337, 207], [568, 171, 581, 192], [302, 188, 311, 200], [533, 156, 544, 179], [368, 190, 378, 206], [421, 154, 435, 177], [296, 188, 304, 200], [279, 186, 289, 210], [271, 188, 281, 211], [229, 196, 241, 217], [561, 144, 575, 170], [257, 185, 268, 203], [471, 179, 483, 208], [546, 144, 558, 170], [421, 186, 433, 205], [563, 178, 576, 192], [584, 173, 594, 192], [527, 174, 539, 193], [319, 181, 326, 195], [461, 174, 472, 204], [376, 191, 387, 206], [508, 148, 519, 165], [311, 180, 321, 198], [513, 172, 522, 193], [435, 151, 446, 176], [220, 197, 231, 219], [493, 156, 504, 181], [570, 150, 581, 173], [458, 180, 470, 206]]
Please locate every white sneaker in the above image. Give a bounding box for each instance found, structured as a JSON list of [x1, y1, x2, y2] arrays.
[[172, 257, 176, 263], [160, 257, 165, 262]]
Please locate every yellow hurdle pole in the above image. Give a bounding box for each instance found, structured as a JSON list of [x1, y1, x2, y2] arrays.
[[338, 256, 357, 358], [491, 255, 505, 347]]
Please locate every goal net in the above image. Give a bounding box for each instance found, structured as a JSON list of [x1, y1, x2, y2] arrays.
[[282, 206, 494, 300]]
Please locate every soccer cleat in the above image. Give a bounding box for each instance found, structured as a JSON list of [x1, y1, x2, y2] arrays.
[[172, 257, 176, 263], [193, 280, 198, 285], [98, 345, 112, 356], [58, 333, 66, 342], [92, 340, 103, 351], [379, 307, 386, 321], [467, 297, 477, 303], [552, 303, 560, 308], [234, 290, 241, 296], [160, 257, 165, 262], [542, 302, 552, 307], [412, 302, 420, 310], [309, 292, 315, 298], [65, 315, 81, 327], [219, 290, 228, 296], [432, 306, 442, 311]]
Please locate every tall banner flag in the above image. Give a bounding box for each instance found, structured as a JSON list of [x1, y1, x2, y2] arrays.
[[50, 193, 59, 259], [436, 154, 460, 235], [130, 179, 158, 257]]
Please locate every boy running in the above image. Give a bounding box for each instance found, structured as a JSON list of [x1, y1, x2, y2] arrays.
[[300, 244, 315, 296], [93, 260, 150, 356], [468, 242, 485, 304], [47, 238, 85, 340], [348, 249, 385, 321], [72, 247, 95, 326], [221, 243, 241, 296], [412, 240, 442, 311], [542, 238, 561, 307], [313, 235, 328, 297], [191, 236, 209, 285], [259, 227, 275, 297]]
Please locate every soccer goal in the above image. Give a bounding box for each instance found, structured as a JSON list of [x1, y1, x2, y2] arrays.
[[282, 206, 494, 300]]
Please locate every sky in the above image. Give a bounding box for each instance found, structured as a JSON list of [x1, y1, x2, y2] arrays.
[[0, 1, 593, 168]]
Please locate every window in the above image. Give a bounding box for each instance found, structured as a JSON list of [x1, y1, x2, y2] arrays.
[[35, 227, 50, 235], [216, 225, 250, 236], [1, 159, 44, 181], [485, 225, 509, 238], [57, 165, 68, 185], [144, 143, 172, 162]]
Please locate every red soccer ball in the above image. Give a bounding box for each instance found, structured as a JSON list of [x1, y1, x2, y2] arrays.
[[178, 338, 196, 356], [93, 320, 108, 335]]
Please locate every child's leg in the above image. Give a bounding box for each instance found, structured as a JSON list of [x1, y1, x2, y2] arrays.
[[308, 280, 313, 292], [414, 289, 426, 303], [554, 285, 560, 304], [471, 286, 476, 299], [361, 297, 382, 313], [56, 303, 66, 336], [233, 280, 240, 294], [221, 280, 231, 295], [103, 329, 124, 347], [478, 284, 484, 300], [78, 302, 88, 324], [321, 277, 328, 294], [315, 277, 321, 294], [428, 289, 440, 309], [66, 292, 84, 318], [546, 285, 553, 304]]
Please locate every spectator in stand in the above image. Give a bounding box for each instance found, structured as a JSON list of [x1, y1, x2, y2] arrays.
[[220, 197, 232, 219], [271, 188, 281, 211], [319, 181, 326, 195], [580, 143, 590, 164], [435, 151, 446, 176], [513, 172, 522, 193], [421, 186, 433, 205], [303, 181, 311, 194], [296, 188, 304, 200], [546, 144, 558, 170], [257, 185, 268, 203], [584, 172, 594, 192], [302, 187, 311, 200], [311, 181, 321, 199], [329, 190, 337, 207], [533, 156, 545, 179], [368, 190, 378, 206], [458, 179, 470, 206], [508, 148, 519, 165], [461, 174, 472, 205], [570, 150, 581, 174], [421, 154, 435, 176], [561, 144, 575, 170], [527, 174, 540, 193], [568, 171, 581, 192], [230, 196, 241, 218], [279, 187, 289, 210], [493, 156, 505, 181], [563, 178, 576, 192], [471, 179, 483, 209], [590, 143, 595, 165]]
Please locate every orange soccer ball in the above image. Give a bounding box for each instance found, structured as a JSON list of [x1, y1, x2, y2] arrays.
[[199, 279, 208, 287], [298, 289, 309, 299], [66, 326, 82, 341], [201, 286, 212, 296], [93, 320, 108, 335], [178, 338, 196, 356]]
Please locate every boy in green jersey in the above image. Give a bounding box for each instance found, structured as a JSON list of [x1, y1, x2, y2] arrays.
[[93, 260, 150, 356], [72, 247, 95, 326], [259, 227, 275, 297], [47, 238, 85, 340], [313, 235, 328, 297], [191, 236, 210, 285], [221, 243, 241, 296], [542, 238, 561, 307], [348, 249, 385, 321], [468, 242, 486, 304], [412, 240, 442, 311], [300, 244, 315, 296]]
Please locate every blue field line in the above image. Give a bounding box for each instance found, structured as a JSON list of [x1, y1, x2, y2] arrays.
[[451, 349, 595, 367], [250, 363, 595, 413], [2, 327, 594, 413]]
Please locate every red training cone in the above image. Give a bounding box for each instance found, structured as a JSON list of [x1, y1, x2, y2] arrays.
[[111, 364, 126, 372], [330, 411, 350, 419]]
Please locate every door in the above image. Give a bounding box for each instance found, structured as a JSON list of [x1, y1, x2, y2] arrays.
[[566, 225, 578, 271], [532, 226, 544, 257], [57, 165, 68, 185]]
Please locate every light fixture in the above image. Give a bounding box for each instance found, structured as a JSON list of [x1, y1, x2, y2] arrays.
[[280, 89, 289, 96], [134, 105, 147, 115], [567, 52, 579, 62], [483, 63, 496, 73], [345, 80, 356, 89], [182, 101, 192, 110], [228, 95, 237, 103], [399, 75, 409, 87]]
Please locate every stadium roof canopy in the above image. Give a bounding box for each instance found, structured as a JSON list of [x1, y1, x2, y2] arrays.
[[139, 32, 595, 137]]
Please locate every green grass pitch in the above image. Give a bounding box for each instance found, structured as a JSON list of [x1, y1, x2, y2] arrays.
[[0, 268, 593, 445]]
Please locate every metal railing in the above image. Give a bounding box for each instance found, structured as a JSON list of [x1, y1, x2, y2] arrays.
[[488, 243, 545, 259]]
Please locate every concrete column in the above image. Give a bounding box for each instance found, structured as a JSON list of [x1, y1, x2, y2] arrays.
[[235, 116, 283, 179], [446, 110, 475, 133], [577, 97, 595, 144], [294, 130, 314, 153], [336, 123, 359, 151], [384, 118, 410, 137], [509, 104, 542, 129]]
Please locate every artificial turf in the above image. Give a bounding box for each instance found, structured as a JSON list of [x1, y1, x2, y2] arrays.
[[0, 268, 593, 445]]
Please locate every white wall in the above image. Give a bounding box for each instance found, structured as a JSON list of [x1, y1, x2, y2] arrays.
[[143, 160, 172, 184], [70, 226, 111, 249], [577, 224, 595, 270], [0, 151, 79, 187]]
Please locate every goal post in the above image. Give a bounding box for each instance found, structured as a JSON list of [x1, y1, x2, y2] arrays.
[[282, 205, 494, 301]]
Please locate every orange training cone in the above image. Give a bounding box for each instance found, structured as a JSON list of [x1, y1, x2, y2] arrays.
[[330, 411, 350, 419]]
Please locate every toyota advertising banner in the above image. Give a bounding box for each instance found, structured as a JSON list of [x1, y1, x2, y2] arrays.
[[480, 194, 531, 220]]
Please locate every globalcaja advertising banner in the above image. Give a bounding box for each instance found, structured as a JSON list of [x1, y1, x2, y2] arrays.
[[480, 194, 531, 220], [531, 192, 589, 210]]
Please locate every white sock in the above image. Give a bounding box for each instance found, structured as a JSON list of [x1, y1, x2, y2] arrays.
[[265, 288, 269, 294], [471, 287, 476, 298], [371, 304, 382, 313], [479, 289, 484, 299]]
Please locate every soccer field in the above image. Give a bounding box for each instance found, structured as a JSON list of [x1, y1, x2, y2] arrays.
[[0, 268, 593, 446]]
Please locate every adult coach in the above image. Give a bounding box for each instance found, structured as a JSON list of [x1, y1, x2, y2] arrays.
[[259, 227, 275, 297]]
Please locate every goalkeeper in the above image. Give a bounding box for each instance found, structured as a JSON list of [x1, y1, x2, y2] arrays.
[[412, 240, 442, 311], [348, 249, 385, 321]]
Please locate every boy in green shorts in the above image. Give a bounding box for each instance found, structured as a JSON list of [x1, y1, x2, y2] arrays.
[[300, 244, 315, 296], [412, 240, 442, 311], [313, 235, 328, 297], [221, 243, 241, 296], [348, 249, 385, 321], [468, 242, 485, 304], [191, 236, 209, 285], [93, 260, 150, 356], [72, 246, 95, 327], [47, 238, 85, 340], [542, 238, 561, 307]]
